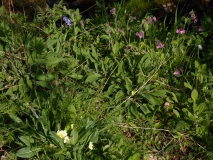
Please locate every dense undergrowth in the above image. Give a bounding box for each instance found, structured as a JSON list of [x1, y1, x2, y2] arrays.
[[1, 1, 213, 159]]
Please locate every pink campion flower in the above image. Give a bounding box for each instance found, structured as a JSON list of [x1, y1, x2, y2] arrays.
[[136, 31, 144, 39], [110, 8, 116, 15], [152, 16, 156, 22], [117, 28, 123, 33], [129, 16, 136, 20], [174, 70, 179, 76], [176, 28, 185, 34], [197, 26, 202, 31], [156, 40, 164, 49], [190, 10, 198, 23], [146, 17, 152, 24]]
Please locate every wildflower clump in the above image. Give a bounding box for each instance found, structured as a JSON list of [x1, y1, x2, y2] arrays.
[[57, 130, 70, 143]]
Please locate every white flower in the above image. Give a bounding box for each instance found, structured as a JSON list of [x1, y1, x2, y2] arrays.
[[88, 142, 94, 150], [64, 136, 70, 143], [198, 44, 202, 50], [57, 130, 67, 139]]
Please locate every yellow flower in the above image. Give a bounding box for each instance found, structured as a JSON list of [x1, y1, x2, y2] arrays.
[[49, 143, 56, 149], [131, 91, 135, 95], [88, 142, 94, 150], [71, 124, 74, 129], [64, 136, 70, 143], [57, 130, 67, 139]]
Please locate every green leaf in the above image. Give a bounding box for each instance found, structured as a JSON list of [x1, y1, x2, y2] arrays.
[[197, 102, 206, 115], [173, 109, 180, 118], [191, 89, 198, 103], [89, 129, 99, 143], [150, 90, 167, 97], [70, 128, 78, 145], [125, 77, 132, 92], [9, 114, 22, 123], [165, 144, 176, 152], [48, 131, 64, 149], [16, 147, 41, 158], [85, 73, 101, 83], [19, 136, 34, 147], [100, 35, 110, 40], [184, 82, 192, 90], [128, 153, 140, 160], [140, 104, 151, 115], [115, 90, 124, 101], [69, 73, 83, 80]]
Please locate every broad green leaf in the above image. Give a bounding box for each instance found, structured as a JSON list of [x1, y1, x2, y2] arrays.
[[89, 129, 99, 143], [16, 147, 41, 158], [197, 102, 206, 115], [115, 90, 124, 101], [128, 153, 140, 160], [9, 114, 22, 123], [140, 104, 150, 115], [48, 131, 64, 149], [191, 89, 198, 103], [70, 128, 78, 145], [33, 73, 55, 81], [184, 82, 192, 90], [165, 144, 176, 152], [100, 34, 110, 40], [69, 73, 83, 80], [125, 77, 132, 92], [173, 109, 180, 118], [19, 136, 34, 147], [112, 42, 121, 56], [150, 90, 167, 97], [85, 73, 101, 83]]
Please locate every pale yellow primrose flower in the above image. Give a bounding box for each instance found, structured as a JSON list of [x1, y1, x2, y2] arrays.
[[71, 124, 74, 129], [57, 130, 67, 139], [64, 136, 70, 143], [88, 142, 94, 150], [131, 91, 135, 95]]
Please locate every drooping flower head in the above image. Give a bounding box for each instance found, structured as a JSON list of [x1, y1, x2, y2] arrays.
[[136, 31, 144, 39], [110, 8, 116, 15], [190, 10, 198, 23]]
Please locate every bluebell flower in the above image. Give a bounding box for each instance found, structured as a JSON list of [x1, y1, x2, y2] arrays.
[[61, 16, 71, 26]]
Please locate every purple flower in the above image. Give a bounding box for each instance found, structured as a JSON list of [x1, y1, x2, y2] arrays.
[[156, 40, 164, 49], [125, 46, 132, 50], [176, 28, 185, 34], [197, 26, 202, 31], [110, 8, 116, 15], [146, 17, 152, 24], [174, 70, 179, 76], [117, 28, 123, 33], [190, 11, 198, 23], [62, 16, 71, 26], [136, 31, 144, 39], [129, 16, 136, 20]]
